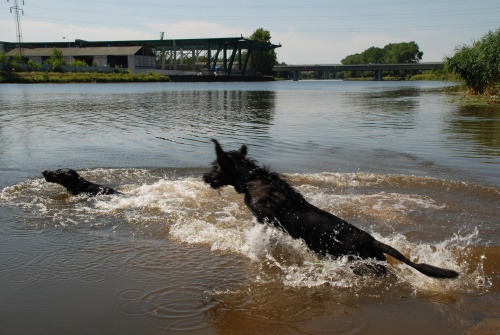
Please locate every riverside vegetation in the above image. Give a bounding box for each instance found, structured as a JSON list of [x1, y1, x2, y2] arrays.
[[444, 28, 500, 105], [0, 71, 169, 83], [0, 48, 169, 83]]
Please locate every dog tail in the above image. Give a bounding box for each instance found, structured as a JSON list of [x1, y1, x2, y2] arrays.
[[374, 240, 459, 279]]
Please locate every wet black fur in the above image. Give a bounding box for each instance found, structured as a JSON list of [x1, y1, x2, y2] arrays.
[[203, 139, 459, 279], [42, 168, 120, 196]]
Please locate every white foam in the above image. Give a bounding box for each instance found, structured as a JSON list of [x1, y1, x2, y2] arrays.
[[2, 170, 491, 292], [372, 228, 490, 293]]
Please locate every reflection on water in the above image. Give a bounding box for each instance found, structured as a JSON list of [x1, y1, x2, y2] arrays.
[[351, 88, 421, 131], [0, 86, 278, 172], [444, 105, 500, 160], [0, 81, 499, 334], [355, 87, 421, 112], [0, 82, 498, 183]]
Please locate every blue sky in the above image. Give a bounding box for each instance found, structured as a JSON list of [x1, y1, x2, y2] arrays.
[[1, 0, 498, 64]]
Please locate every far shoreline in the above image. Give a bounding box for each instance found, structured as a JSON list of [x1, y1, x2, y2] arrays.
[[0, 71, 170, 84], [2, 71, 497, 107]]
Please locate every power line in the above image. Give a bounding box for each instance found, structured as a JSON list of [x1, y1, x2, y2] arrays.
[[7, 0, 25, 57], [19, 11, 499, 33], [62, 0, 471, 10], [26, 3, 500, 22]]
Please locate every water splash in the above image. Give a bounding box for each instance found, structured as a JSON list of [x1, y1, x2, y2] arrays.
[[1, 169, 495, 294]]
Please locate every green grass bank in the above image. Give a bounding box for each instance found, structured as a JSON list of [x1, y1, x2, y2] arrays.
[[0, 71, 170, 83]]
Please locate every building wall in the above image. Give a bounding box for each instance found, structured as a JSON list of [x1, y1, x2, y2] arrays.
[[93, 55, 107, 67], [128, 55, 135, 72], [135, 55, 156, 69], [28, 56, 44, 64]]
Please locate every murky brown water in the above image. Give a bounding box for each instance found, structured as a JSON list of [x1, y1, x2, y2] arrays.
[[0, 81, 498, 334]]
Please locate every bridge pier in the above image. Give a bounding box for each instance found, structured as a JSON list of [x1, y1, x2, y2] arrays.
[[374, 70, 382, 81], [293, 71, 299, 81]]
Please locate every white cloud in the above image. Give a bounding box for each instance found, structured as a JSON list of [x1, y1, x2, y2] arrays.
[[1, 18, 253, 43], [146, 20, 248, 40], [0, 19, 15, 42], [18, 20, 152, 42], [273, 31, 398, 64]]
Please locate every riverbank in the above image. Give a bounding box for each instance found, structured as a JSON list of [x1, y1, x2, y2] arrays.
[[344, 72, 461, 82], [444, 82, 500, 106], [0, 71, 170, 83], [450, 91, 500, 106]]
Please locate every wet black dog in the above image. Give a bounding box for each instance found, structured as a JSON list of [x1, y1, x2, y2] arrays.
[[42, 168, 120, 195], [203, 139, 459, 279]]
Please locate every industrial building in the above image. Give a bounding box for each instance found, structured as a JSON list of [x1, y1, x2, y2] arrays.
[[1, 37, 281, 78]]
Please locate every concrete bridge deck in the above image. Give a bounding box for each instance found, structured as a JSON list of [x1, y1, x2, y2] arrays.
[[273, 62, 444, 80]]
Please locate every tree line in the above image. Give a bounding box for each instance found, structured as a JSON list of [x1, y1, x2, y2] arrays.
[[341, 42, 423, 65], [337, 42, 424, 79]]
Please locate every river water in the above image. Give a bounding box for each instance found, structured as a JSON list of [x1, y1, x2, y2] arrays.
[[0, 81, 498, 334]]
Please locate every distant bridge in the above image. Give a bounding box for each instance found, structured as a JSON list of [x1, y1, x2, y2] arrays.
[[273, 62, 444, 81]]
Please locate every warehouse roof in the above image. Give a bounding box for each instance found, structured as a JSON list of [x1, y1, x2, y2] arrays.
[[1, 37, 280, 55], [6, 46, 143, 57]]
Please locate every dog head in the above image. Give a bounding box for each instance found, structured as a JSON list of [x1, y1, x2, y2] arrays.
[[42, 168, 81, 192], [203, 139, 257, 193]]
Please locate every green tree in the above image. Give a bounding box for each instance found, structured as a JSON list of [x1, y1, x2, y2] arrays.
[[45, 47, 67, 72], [10, 54, 23, 72], [364, 47, 385, 63], [384, 42, 423, 63], [340, 53, 363, 77], [342, 41, 423, 64], [251, 27, 272, 42], [341, 53, 365, 64], [0, 51, 7, 64], [71, 59, 89, 67], [446, 28, 500, 94], [27, 59, 40, 71], [249, 28, 278, 76], [0, 51, 10, 72], [0, 52, 24, 72], [341, 41, 423, 78]]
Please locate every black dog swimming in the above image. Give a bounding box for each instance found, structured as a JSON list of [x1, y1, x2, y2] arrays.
[[203, 139, 459, 279], [42, 168, 120, 195]]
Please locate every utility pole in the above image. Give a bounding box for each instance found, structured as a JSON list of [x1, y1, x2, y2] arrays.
[[7, 0, 25, 58], [160, 31, 165, 70]]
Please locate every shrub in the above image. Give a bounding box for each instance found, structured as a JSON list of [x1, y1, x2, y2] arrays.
[[71, 59, 89, 67], [44, 48, 67, 72], [445, 28, 500, 94], [27, 59, 40, 71]]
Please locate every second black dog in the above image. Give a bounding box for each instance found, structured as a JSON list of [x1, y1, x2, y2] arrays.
[[203, 139, 459, 279], [42, 168, 119, 195]]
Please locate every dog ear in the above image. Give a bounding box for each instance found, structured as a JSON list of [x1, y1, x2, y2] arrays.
[[212, 139, 225, 158], [239, 145, 247, 157], [212, 139, 231, 167]]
